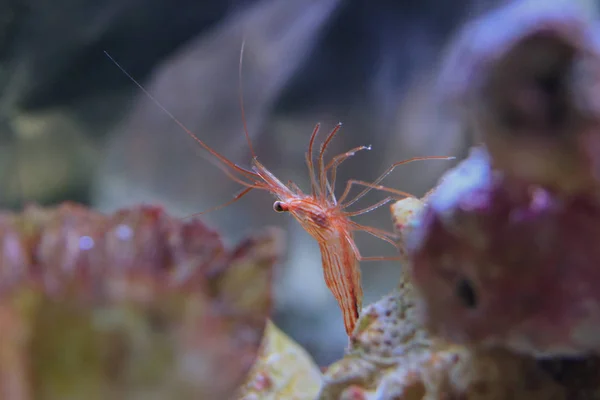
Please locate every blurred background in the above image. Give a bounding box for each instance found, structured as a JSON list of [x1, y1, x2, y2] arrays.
[[0, 0, 596, 365]]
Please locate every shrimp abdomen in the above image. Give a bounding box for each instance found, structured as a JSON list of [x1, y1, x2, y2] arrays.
[[319, 229, 363, 335]]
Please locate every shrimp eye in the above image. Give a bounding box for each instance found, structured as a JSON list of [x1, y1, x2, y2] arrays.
[[273, 201, 288, 213], [456, 278, 478, 309]]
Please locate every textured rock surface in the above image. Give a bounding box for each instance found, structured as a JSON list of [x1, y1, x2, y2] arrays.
[[0, 202, 282, 399]]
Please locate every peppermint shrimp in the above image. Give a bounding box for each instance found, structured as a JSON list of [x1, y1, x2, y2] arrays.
[[105, 51, 453, 335]]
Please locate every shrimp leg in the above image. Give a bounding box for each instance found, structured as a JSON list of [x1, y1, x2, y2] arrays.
[[287, 180, 303, 194], [343, 196, 394, 217], [338, 156, 455, 206], [306, 123, 322, 197], [339, 180, 416, 208], [349, 221, 399, 248], [325, 145, 371, 202], [317, 123, 343, 198], [345, 234, 402, 262]]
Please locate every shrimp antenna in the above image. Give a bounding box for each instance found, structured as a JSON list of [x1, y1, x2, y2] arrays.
[[238, 39, 256, 159], [103, 50, 260, 183], [104, 50, 265, 219]]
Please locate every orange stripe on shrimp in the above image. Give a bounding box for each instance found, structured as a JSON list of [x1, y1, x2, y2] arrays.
[[105, 48, 453, 335]]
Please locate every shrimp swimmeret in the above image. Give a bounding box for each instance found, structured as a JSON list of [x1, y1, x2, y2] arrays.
[[105, 51, 453, 335]]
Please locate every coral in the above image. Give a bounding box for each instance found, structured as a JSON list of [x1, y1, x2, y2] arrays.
[[238, 320, 323, 400], [0, 202, 282, 400]]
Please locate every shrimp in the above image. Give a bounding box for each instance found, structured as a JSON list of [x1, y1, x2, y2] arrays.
[[104, 50, 453, 335]]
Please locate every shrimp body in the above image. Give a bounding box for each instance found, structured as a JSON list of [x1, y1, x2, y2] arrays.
[[107, 52, 454, 336], [269, 186, 363, 334], [251, 149, 450, 335], [253, 158, 363, 334]]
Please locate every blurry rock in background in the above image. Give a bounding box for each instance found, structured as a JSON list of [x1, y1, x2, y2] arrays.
[[5, 0, 588, 365]]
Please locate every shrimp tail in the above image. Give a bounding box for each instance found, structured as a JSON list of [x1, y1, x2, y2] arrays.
[[319, 239, 363, 335]]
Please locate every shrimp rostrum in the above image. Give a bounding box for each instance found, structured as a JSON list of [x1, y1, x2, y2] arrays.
[[106, 52, 453, 335]]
